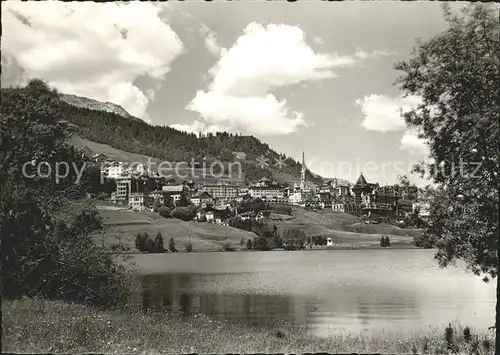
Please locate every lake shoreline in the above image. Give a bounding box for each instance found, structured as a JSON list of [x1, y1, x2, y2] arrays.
[[2, 298, 495, 354], [111, 243, 423, 255]]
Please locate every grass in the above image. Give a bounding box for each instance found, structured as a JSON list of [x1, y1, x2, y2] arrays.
[[2, 298, 494, 354], [97, 207, 422, 253], [269, 208, 419, 247], [98, 209, 256, 252]]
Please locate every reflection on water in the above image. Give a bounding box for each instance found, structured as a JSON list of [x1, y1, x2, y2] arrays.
[[128, 250, 495, 337]]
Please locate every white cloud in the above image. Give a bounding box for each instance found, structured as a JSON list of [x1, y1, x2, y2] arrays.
[[313, 36, 325, 45], [185, 22, 368, 136], [400, 129, 429, 156], [2, 1, 184, 121], [208, 22, 358, 96], [354, 49, 397, 60], [356, 94, 422, 132], [200, 24, 222, 57], [204, 33, 223, 57], [187, 91, 310, 135], [171, 120, 208, 134]]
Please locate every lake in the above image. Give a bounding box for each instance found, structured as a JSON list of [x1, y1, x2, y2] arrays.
[[127, 249, 495, 337]]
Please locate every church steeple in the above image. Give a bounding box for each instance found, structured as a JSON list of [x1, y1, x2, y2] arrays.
[[300, 151, 306, 190]]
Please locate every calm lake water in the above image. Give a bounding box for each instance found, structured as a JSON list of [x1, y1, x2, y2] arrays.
[[127, 249, 495, 337]]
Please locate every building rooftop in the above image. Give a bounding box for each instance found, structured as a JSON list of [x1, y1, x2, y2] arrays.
[[192, 191, 212, 198], [162, 185, 184, 193]]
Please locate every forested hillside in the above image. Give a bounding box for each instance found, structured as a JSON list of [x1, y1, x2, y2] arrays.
[[4, 79, 337, 185], [58, 89, 329, 184]]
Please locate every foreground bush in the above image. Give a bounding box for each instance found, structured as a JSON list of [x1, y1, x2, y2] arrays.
[[2, 198, 134, 308]]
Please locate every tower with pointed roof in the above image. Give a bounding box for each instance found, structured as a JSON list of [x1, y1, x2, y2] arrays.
[[300, 151, 306, 191], [351, 173, 373, 206]]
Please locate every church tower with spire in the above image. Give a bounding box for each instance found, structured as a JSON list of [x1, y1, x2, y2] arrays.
[[300, 151, 306, 191]]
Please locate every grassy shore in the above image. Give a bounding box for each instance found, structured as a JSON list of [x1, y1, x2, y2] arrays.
[[2, 298, 494, 354]]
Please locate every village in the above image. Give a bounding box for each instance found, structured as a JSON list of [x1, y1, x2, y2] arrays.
[[88, 150, 428, 227]]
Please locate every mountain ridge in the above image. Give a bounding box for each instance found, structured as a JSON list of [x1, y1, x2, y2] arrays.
[[59, 93, 143, 123]]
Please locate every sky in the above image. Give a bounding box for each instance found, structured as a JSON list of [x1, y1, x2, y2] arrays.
[[1, 0, 471, 186]]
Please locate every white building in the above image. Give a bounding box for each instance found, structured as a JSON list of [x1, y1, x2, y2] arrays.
[[248, 185, 286, 203], [190, 191, 213, 207], [106, 162, 127, 179], [162, 185, 185, 205], [332, 203, 346, 213], [129, 192, 153, 211], [288, 191, 304, 205], [111, 177, 131, 203]]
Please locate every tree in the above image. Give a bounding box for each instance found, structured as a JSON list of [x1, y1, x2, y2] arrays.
[[1, 80, 133, 308], [135, 233, 147, 251], [394, 4, 499, 342], [384, 236, 391, 247], [144, 233, 155, 253], [152, 199, 162, 212], [184, 240, 193, 252], [154, 232, 165, 253], [253, 235, 270, 251], [272, 234, 284, 249], [177, 192, 190, 207], [171, 206, 197, 221], [157, 206, 171, 218], [168, 237, 176, 252]]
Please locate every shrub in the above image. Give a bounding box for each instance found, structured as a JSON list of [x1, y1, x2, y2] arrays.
[[97, 192, 108, 200], [272, 205, 292, 215], [184, 240, 193, 252], [2, 201, 134, 309], [253, 235, 270, 251], [444, 323, 455, 352], [171, 206, 197, 221], [463, 327, 472, 343], [222, 242, 233, 251], [281, 228, 307, 250], [413, 233, 436, 248], [272, 234, 283, 249], [157, 206, 171, 218], [246, 239, 253, 250]]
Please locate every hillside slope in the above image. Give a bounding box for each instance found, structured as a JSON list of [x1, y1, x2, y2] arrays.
[[56, 90, 350, 185], [269, 207, 420, 241], [70, 135, 244, 183], [98, 208, 257, 252]]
